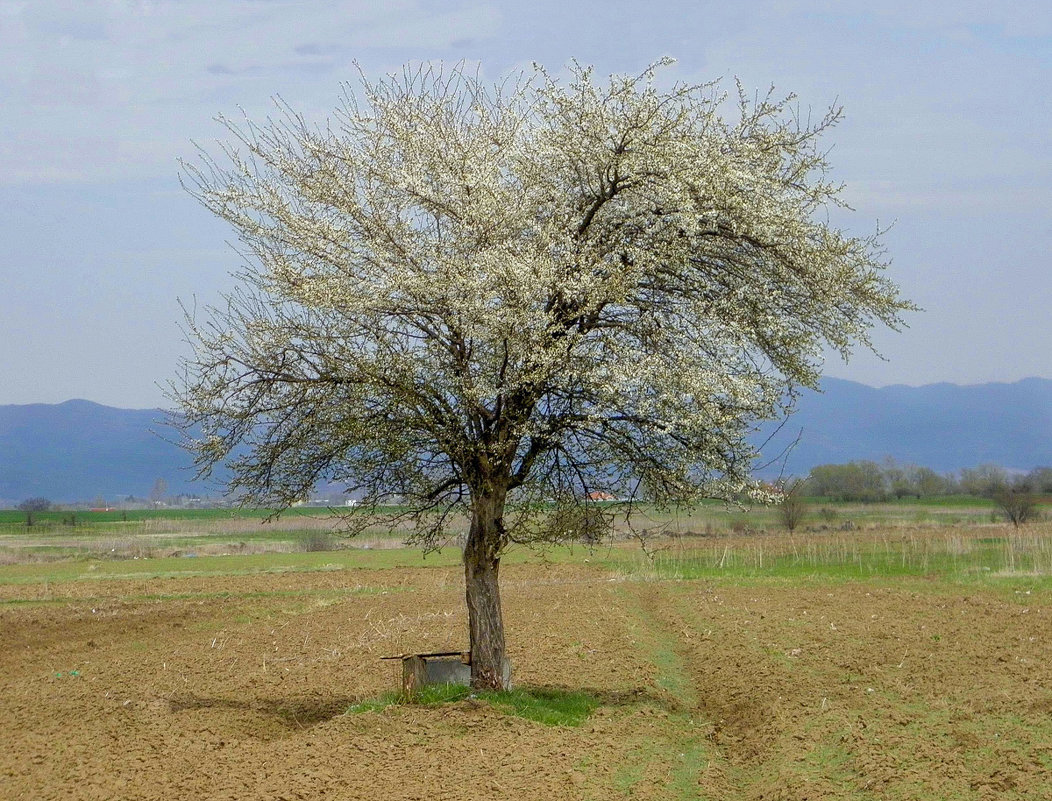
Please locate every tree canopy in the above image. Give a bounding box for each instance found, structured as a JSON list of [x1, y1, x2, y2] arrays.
[[174, 60, 912, 687]]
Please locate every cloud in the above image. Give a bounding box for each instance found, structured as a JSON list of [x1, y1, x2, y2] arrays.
[[0, 0, 1048, 199], [20, 3, 111, 41], [1, 0, 1051, 403], [844, 179, 1051, 215], [293, 42, 344, 57], [754, 0, 1052, 37], [0, 1, 505, 183]]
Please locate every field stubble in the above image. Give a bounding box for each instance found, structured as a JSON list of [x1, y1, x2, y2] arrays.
[[0, 497, 1010, 567], [1, 522, 1051, 799]]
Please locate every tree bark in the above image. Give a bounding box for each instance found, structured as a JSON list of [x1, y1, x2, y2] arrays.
[[464, 489, 508, 690]]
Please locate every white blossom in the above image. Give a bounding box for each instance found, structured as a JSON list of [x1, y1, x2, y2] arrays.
[[174, 59, 911, 547]]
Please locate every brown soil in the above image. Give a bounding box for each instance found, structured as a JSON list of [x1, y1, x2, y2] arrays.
[[1, 562, 1050, 799]]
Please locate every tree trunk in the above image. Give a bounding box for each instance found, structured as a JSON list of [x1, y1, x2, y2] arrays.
[[464, 490, 507, 690]]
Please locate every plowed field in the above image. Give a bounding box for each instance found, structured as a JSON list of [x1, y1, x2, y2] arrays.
[[2, 558, 1051, 799]]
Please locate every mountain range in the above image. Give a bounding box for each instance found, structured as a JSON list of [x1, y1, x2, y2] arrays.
[[0, 402, 222, 504], [754, 377, 1052, 479], [1, 377, 1050, 503]]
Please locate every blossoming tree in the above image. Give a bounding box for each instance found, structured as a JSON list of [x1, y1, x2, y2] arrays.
[[174, 60, 911, 689]]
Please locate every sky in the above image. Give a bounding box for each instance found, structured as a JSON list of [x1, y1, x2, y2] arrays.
[[1, 0, 1050, 408]]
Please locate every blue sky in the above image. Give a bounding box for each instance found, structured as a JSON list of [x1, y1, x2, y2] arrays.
[[1, 0, 1050, 407]]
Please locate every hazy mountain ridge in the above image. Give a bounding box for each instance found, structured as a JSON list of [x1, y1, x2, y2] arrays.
[[0, 400, 221, 503], [1, 378, 1050, 502], [755, 377, 1052, 478]]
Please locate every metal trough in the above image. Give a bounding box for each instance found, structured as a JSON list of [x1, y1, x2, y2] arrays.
[[382, 650, 512, 694]]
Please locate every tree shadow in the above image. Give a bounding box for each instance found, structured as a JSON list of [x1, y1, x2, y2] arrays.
[[168, 693, 359, 729], [167, 682, 680, 732], [536, 684, 683, 714]]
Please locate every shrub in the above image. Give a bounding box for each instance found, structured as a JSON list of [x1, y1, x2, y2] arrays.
[[777, 482, 808, 532], [299, 530, 336, 552], [17, 497, 52, 512], [993, 489, 1038, 528], [543, 504, 612, 545]]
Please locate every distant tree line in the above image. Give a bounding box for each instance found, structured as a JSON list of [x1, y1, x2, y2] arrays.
[[768, 461, 1049, 530], [800, 460, 1052, 503], [16, 497, 52, 512]]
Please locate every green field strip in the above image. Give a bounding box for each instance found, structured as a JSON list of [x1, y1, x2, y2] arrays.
[[612, 584, 718, 800]]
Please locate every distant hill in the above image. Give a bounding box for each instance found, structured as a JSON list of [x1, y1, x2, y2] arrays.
[[1, 378, 1050, 503], [0, 400, 220, 504], [754, 377, 1052, 478]]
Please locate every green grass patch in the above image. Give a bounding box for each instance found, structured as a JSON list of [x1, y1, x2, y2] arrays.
[[612, 757, 649, 796], [0, 547, 461, 585], [0, 584, 394, 607], [347, 684, 599, 727], [0, 541, 594, 586], [600, 529, 1052, 585], [487, 686, 600, 726], [886, 495, 998, 508], [0, 506, 378, 526], [346, 682, 473, 713], [668, 738, 709, 800], [0, 496, 1010, 546], [617, 586, 697, 706]]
